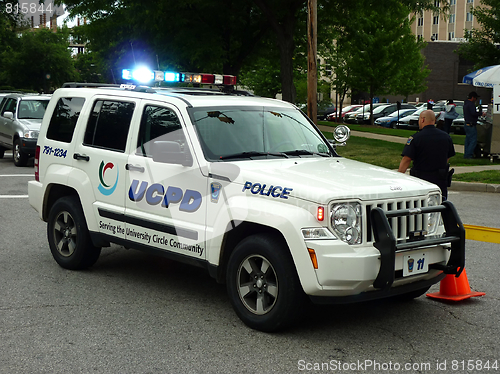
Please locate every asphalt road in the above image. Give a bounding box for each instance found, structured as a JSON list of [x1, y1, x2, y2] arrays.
[[1, 153, 499, 374]]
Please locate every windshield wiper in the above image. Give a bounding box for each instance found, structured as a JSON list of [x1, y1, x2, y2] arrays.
[[284, 149, 330, 157], [219, 151, 289, 160]]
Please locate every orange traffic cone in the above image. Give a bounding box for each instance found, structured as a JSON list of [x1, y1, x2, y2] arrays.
[[426, 269, 485, 301]]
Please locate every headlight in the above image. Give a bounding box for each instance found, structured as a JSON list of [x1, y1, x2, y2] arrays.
[[23, 130, 39, 139], [301, 228, 337, 240], [330, 202, 362, 245], [426, 194, 441, 234]]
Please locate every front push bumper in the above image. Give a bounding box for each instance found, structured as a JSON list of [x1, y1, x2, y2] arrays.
[[370, 200, 465, 291]]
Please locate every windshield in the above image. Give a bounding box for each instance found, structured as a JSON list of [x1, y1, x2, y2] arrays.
[[18, 99, 49, 120], [373, 105, 390, 114], [189, 106, 333, 161]]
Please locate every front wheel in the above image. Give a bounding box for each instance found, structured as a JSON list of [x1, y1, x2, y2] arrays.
[[13, 139, 28, 166], [0, 146, 5, 159], [226, 234, 306, 332], [47, 196, 101, 270]]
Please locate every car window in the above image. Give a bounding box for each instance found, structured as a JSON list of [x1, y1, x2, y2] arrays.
[[18, 99, 49, 120], [136, 105, 186, 157], [1, 98, 17, 115], [47, 97, 86, 143], [84, 100, 135, 152]]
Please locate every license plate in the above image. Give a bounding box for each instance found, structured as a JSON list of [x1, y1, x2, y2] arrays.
[[403, 252, 428, 277]]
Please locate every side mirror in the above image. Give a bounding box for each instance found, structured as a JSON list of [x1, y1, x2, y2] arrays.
[[152, 140, 193, 167], [329, 125, 350, 148], [3, 111, 14, 120]]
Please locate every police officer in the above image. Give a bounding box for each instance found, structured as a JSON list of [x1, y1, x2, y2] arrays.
[[398, 110, 455, 199]]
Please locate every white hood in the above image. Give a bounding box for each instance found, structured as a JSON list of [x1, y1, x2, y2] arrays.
[[224, 157, 438, 203]]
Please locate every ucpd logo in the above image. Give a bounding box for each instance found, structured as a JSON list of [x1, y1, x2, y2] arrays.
[[98, 161, 119, 196], [211, 182, 222, 203]]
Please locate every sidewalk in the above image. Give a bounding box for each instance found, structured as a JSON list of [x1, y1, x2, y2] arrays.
[[317, 125, 500, 193]]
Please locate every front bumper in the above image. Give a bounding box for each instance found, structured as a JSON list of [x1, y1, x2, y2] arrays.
[[304, 201, 465, 301], [20, 137, 37, 155]]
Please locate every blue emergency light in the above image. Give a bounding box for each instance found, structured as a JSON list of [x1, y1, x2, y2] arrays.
[[121, 68, 236, 86]]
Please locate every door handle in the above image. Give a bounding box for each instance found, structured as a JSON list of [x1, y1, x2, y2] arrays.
[[125, 164, 145, 173], [73, 153, 90, 161]]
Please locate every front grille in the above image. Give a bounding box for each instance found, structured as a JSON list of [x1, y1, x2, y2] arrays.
[[365, 197, 428, 243]]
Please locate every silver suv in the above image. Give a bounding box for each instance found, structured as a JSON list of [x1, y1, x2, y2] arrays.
[[0, 93, 50, 166]]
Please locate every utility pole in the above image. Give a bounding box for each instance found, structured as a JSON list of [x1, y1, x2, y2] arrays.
[[307, 0, 318, 124]]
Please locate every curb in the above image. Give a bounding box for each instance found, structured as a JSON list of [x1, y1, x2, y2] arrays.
[[450, 181, 500, 193]]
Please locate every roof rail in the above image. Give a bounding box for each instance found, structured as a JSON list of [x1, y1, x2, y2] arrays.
[[61, 82, 157, 93], [62, 82, 121, 88]]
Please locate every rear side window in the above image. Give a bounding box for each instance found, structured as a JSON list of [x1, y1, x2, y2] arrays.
[[47, 97, 86, 143], [84, 100, 135, 152]]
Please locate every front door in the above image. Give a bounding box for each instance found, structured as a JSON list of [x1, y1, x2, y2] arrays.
[[124, 101, 207, 260]]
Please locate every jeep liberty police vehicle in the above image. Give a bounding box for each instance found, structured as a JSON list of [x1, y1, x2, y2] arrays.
[[29, 77, 465, 332]]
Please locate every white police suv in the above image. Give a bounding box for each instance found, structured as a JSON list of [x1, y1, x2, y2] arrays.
[[29, 81, 465, 332]]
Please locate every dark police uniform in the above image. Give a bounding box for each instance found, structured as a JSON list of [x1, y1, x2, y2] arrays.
[[402, 126, 455, 199]]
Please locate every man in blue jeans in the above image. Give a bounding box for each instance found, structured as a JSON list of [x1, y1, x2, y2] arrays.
[[463, 91, 481, 159]]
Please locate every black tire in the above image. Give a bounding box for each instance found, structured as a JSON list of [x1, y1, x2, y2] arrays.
[[226, 234, 306, 332], [392, 286, 430, 301], [0, 146, 5, 159], [47, 196, 101, 270], [13, 138, 28, 167]]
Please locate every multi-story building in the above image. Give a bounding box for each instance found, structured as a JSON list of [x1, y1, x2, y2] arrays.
[[412, 0, 479, 42], [382, 0, 491, 104]]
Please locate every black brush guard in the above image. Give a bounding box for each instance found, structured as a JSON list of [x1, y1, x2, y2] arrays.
[[370, 200, 465, 290]]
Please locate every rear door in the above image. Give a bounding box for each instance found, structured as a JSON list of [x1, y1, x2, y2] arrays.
[[72, 95, 140, 241]]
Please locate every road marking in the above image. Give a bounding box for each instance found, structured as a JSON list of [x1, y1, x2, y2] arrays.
[[0, 174, 33, 177], [0, 195, 29, 198], [464, 224, 500, 244]]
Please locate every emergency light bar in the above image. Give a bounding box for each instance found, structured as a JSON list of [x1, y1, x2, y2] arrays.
[[122, 68, 236, 86]]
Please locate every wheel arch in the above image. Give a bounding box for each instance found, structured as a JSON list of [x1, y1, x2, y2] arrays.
[[213, 221, 290, 284], [42, 183, 80, 221]]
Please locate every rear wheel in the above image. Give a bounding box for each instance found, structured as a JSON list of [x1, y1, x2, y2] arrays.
[[0, 146, 5, 159], [47, 196, 101, 270], [13, 138, 28, 167], [226, 234, 306, 332]]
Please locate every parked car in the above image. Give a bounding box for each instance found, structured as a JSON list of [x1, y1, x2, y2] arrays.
[[326, 104, 362, 122], [345, 103, 388, 124], [398, 103, 448, 130], [317, 102, 337, 120], [0, 93, 51, 166], [374, 108, 417, 128], [356, 103, 416, 124]]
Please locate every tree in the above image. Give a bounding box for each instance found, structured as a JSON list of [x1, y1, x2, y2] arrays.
[[57, 0, 270, 84], [0, 27, 78, 92], [458, 0, 500, 69], [0, 1, 30, 88], [319, 0, 429, 124]]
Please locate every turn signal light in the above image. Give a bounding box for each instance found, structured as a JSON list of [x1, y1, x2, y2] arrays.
[[307, 248, 318, 269]]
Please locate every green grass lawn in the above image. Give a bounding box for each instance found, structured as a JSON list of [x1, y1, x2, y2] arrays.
[[319, 121, 466, 145], [453, 170, 500, 184], [321, 132, 500, 184]]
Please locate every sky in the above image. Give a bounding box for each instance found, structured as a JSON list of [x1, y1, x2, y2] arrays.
[[18, 0, 65, 27]]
